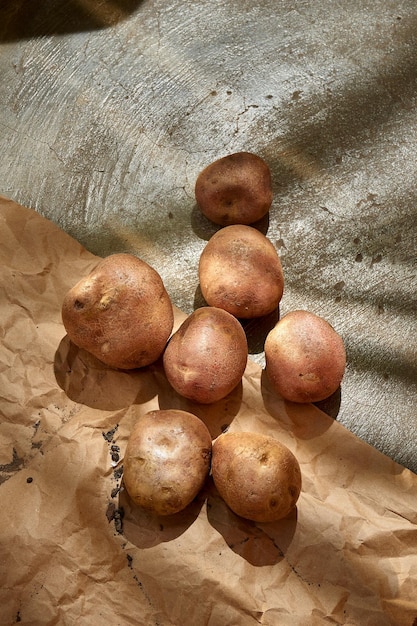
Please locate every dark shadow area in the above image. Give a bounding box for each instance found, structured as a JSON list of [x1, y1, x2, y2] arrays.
[[263, 16, 417, 190], [155, 360, 242, 438], [118, 480, 207, 548], [206, 479, 298, 567], [190, 205, 222, 242], [273, 196, 417, 321], [313, 386, 342, 420], [190, 204, 270, 241], [240, 307, 280, 356], [54, 335, 159, 411], [345, 337, 417, 390], [193, 284, 209, 310], [261, 369, 337, 439], [0, 0, 143, 41]]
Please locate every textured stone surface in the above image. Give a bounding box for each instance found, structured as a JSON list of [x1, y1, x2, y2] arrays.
[[0, 0, 416, 471]]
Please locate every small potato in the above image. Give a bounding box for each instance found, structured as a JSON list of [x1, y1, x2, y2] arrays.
[[163, 306, 248, 404], [62, 253, 174, 370], [195, 152, 272, 226], [211, 431, 301, 522], [265, 310, 346, 403], [123, 409, 212, 516], [198, 225, 284, 319]]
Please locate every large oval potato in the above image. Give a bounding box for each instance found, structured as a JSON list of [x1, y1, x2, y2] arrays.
[[162, 306, 248, 404], [195, 152, 273, 226], [123, 409, 212, 515], [265, 310, 346, 403], [62, 253, 174, 370], [198, 225, 284, 319], [211, 431, 301, 522]]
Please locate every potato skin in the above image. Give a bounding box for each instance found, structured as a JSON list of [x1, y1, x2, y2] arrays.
[[211, 432, 301, 522], [195, 152, 272, 226], [198, 225, 284, 319], [265, 310, 346, 403], [162, 306, 248, 404], [123, 409, 212, 515], [61, 253, 174, 370]]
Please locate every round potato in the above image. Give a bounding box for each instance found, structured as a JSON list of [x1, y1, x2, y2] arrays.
[[123, 409, 212, 515], [62, 253, 174, 370], [211, 431, 301, 522], [195, 152, 272, 226], [198, 225, 284, 319], [265, 310, 346, 403], [162, 306, 248, 404]]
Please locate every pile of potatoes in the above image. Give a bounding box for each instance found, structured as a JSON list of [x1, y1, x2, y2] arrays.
[[122, 409, 302, 521], [61, 151, 347, 522]]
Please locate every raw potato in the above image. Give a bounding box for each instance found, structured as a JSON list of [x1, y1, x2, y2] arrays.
[[211, 431, 301, 522], [62, 253, 174, 370], [163, 306, 248, 404], [265, 310, 346, 403], [123, 409, 212, 515], [198, 224, 284, 319], [195, 152, 273, 226]]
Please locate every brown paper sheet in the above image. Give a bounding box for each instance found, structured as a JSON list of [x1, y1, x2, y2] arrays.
[[0, 195, 416, 626]]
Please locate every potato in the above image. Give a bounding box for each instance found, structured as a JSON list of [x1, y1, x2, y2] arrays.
[[61, 253, 174, 370], [162, 306, 248, 404], [123, 409, 212, 515], [198, 225, 284, 319], [265, 310, 346, 403], [211, 431, 301, 522], [195, 152, 272, 226]]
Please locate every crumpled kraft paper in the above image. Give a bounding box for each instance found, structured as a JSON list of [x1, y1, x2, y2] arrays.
[[0, 195, 416, 626]]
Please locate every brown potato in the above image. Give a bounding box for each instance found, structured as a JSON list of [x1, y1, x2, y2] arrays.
[[123, 409, 212, 515], [211, 431, 301, 522], [62, 253, 174, 370], [195, 152, 272, 226], [162, 306, 248, 404], [198, 224, 284, 319], [265, 310, 346, 403]]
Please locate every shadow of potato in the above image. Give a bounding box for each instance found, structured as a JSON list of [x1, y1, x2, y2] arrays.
[[206, 479, 298, 567], [240, 307, 280, 356], [313, 386, 342, 419], [0, 0, 144, 42], [118, 480, 207, 548], [54, 335, 159, 411], [190, 204, 270, 241], [260, 369, 337, 440]]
